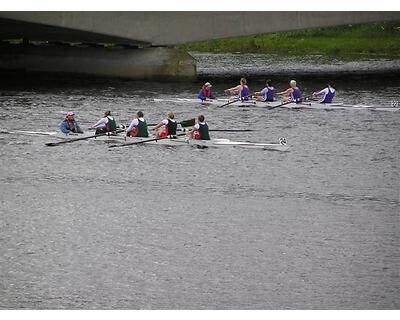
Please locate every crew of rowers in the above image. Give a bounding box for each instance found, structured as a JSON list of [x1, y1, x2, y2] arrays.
[[59, 77, 335, 140], [59, 110, 211, 141], [198, 78, 336, 104]]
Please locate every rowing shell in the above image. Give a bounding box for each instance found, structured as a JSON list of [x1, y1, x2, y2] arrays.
[[47, 132, 289, 151], [110, 136, 289, 151], [6, 130, 124, 141], [6, 130, 289, 151], [154, 98, 399, 112]]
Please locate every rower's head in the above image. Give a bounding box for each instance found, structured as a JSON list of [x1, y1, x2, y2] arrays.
[[104, 110, 111, 117], [66, 111, 75, 120], [328, 84, 335, 89], [204, 82, 212, 88], [198, 114, 205, 123], [240, 78, 247, 85], [167, 111, 175, 119], [290, 80, 297, 88], [266, 79, 272, 87], [137, 111, 144, 118]]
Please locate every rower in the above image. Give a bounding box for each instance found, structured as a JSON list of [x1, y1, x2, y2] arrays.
[[225, 77, 250, 101], [126, 111, 149, 137], [152, 111, 177, 139], [59, 111, 83, 135], [277, 80, 302, 103], [89, 110, 117, 134], [254, 79, 275, 102], [188, 114, 210, 140], [198, 82, 215, 101], [312, 84, 336, 103]]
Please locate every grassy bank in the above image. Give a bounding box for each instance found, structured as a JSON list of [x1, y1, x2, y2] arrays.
[[179, 21, 400, 58]]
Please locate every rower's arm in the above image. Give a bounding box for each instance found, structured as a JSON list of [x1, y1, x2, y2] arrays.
[[90, 118, 107, 129], [153, 122, 163, 130], [276, 88, 292, 96], [312, 88, 327, 96], [225, 85, 241, 94], [126, 119, 137, 133]]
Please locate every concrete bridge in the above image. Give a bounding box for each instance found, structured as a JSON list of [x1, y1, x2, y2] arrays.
[[1, 12, 399, 80]]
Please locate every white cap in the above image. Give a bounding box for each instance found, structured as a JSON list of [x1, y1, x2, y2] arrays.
[[204, 82, 212, 87]]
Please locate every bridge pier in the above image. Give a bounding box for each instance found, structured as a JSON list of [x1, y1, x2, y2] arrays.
[[0, 43, 197, 80]]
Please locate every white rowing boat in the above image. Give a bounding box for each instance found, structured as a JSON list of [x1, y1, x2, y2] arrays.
[[153, 97, 399, 112], [109, 136, 289, 151], [3, 129, 289, 151], [4, 130, 124, 141], [4, 130, 61, 137]]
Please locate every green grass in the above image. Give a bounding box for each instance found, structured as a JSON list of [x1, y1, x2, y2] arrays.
[[179, 21, 400, 58]]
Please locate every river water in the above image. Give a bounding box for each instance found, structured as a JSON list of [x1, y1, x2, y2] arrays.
[[0, 53, 399, 309]]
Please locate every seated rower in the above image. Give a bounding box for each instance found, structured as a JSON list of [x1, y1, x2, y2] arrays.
[[89, 110, 117, 134], [254, 79, 275, 102], [277, 80, 302, 103], [198, 82, 215, 101], [152, 111, 177, 138], [312, 84, 336, 103], [224, 77, 250, 101], [188, 114, 210, 140], [126, 111, 149, 137], [59, 111, 83, 135]]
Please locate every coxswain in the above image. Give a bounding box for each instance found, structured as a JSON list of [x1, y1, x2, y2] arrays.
[[197, 82, 215, 101], [59, 111, 83, 135], [89, 110, 117, 134], [277, 80, 302, 103], [152, 111, 178, 138], [126, 111, 149, 137], [188, 114, 210, 140], [312, 84, 336, 103], [224, 77, 250, 101], [254, 79, 275, 102]]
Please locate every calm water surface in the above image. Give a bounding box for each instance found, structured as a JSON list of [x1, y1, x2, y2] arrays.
[[0, 54, 399, 309]]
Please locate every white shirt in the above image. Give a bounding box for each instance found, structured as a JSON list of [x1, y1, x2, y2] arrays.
[[316, 87, 335, 101], [127, 117, 145, 132], [194, 122, 206, 130], [92, 116, 113, 129], [161, 118, 176, 126]]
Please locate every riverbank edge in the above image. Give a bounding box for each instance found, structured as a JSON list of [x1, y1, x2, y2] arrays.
[[179, 21, 400, 59]]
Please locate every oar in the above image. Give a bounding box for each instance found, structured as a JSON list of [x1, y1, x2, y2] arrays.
[[266, 100, 295, 110], [45, 129, 125, 147], [108, 132, 187, 149], [179, 118, 196, 127], [139, 118, 196, 128], [178, 128, 257, 133], [209, 129, 258, 132], [303, 95, 318, 102], [217, 98, 240, 108], [217, 95, 254, 108]]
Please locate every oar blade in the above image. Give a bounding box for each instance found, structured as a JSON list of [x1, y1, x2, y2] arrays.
[[209, 129, 257, 132], [180, 118, 195, 127]]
